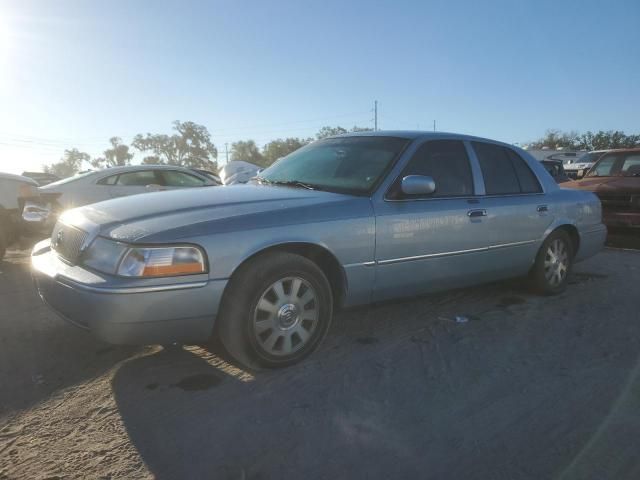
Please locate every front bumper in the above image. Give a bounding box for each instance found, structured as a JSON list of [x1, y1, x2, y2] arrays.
[[31, 241, 227, 345]]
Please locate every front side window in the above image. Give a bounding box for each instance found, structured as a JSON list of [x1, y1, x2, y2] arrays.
[[392, 140, 474, 198], [160, 170, 206, 187], [257, 136, 410, 195], [115, 170, 159, 186]]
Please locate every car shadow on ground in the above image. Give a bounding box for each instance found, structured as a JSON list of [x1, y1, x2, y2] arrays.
[[0, 257, 140, 419], [110, 262, 638, 480]]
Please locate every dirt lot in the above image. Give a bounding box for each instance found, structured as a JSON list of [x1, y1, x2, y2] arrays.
[[1, 244, 640, 479]]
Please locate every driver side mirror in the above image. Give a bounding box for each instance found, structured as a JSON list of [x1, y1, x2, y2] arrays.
[[400, 175, 436, 196]]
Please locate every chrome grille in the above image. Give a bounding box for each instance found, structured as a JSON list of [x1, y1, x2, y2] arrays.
[[51, 222, 89, 264]]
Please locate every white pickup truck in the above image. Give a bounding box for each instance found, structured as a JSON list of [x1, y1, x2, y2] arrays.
[[563, 151, 605, 179]]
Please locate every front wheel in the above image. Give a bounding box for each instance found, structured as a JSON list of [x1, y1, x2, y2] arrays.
[[217, 252, 333, 369], [529, 230, 573, 295]]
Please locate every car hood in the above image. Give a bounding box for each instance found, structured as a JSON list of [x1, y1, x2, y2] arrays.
[[563, 176, 640, 194], [64, 184, 365, 242]]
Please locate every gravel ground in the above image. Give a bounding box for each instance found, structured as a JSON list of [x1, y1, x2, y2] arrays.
[[1, 244, 640, 479]]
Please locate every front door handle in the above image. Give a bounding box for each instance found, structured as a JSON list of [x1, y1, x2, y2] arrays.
[[537, 204, 549, 213], [467, 209, 487, 218]]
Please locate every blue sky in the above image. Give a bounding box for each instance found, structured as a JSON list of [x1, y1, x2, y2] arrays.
[[0, 0, 638, 174]]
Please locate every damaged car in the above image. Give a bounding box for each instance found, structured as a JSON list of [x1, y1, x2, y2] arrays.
[[564, 148, 640, 229]]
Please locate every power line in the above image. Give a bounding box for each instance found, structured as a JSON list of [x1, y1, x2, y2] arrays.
[[0, 110, 372, 145], [374, 100, 378, 131]]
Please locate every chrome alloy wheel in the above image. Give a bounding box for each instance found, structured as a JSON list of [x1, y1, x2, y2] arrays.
[[544, 238, 569, 287], [252, 276, 319, 356]]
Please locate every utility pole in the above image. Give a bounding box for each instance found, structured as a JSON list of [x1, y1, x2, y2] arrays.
[[374, 100, 378, 131], [433, 120, 436, 132]]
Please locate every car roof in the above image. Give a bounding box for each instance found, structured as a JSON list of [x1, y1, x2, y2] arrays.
[[0, 172, 39, 185], [332, 130, 519, 149], [591, 148, 640, 154], [89, 164, 197, 175]]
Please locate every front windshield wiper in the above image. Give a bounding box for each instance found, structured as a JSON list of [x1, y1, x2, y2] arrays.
[[255, 177, 318, 190]]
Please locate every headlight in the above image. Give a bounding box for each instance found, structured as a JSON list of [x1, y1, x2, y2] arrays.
[[83, 237, 128, 274], [82, 238, 207, 277], [117, 246, 206, 277]]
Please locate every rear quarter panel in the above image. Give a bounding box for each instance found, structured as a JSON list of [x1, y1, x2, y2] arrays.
[[543, 187, 605, 261]]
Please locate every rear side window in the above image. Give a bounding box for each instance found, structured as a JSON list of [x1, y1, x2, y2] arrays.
[[115, 170, 159, 186], [505, 149, 542, 193], [621, 154, 640, 175], [97, 175, 118, 185], [396, 140, 474, 198], [473, 142, 541, 195], [160, 170, 206, 187]]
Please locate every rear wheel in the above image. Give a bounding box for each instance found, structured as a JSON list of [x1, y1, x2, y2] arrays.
[[217, 252, 333, 369], [529, 230, 573, 295]]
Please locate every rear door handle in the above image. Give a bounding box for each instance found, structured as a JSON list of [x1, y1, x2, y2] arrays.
[[467, 209, 487, 218], [537, 205, 549, 213]]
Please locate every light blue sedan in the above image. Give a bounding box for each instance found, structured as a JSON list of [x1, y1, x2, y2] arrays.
[[32, 132, 606, 367]]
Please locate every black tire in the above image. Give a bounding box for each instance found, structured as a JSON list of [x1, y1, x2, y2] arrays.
[[529, 229, 573, 295], [216, 252, 333, 369]]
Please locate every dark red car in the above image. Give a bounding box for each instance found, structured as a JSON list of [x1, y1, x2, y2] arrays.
[[563, 148, 640, 229]]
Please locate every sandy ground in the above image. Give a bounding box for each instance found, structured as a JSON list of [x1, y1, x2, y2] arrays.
[[1, 244, 640, 479]]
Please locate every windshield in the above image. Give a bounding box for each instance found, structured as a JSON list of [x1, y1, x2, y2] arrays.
[[575, 152, 601, 165], [42, 170, 96, 187], [257, 136, 410, 195], [587, 152, 640, 177]]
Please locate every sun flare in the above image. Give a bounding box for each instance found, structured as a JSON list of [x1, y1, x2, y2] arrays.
[[0, 15, 10, 64]]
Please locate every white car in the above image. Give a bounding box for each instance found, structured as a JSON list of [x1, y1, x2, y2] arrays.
[[0, 172, 39, 258], [219, 161, 262, 185], [33, 165, 218, 217]]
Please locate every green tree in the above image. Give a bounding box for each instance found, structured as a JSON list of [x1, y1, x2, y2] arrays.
[[91, 137, 134, 168], [230, 140, 264, 166], [528, 129, 580, 150], [132, 120, 218, 170], [43, 148, 90, 178], [262, 137, 311, 166], [577, 130, 640, 151], [141, 155, 161, 165], [349, 126, 374, 133], [315, 125, 374, 140], [315, 126, 348, 140], [529, 129, 640, 151]]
